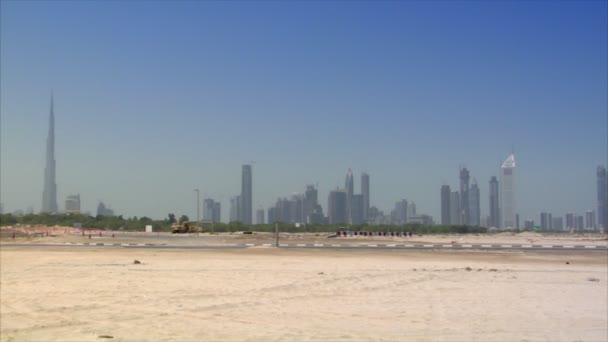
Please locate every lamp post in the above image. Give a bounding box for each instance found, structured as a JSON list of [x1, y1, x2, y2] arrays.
[[194, 189, 200, 223]]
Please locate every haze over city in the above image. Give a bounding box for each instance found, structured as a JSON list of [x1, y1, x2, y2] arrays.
[[1, 1, 606, 222]]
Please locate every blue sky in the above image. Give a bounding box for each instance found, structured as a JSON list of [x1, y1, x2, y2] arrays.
[[1, 1, 606, 222]]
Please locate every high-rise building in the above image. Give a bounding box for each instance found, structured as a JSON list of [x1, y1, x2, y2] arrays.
[[203, 199, 221, 223], [469, 179, 480, 226], [500, 154, 516, 229], [256, 209, 265, 225], [328, 188, 347, 224], [240, 164, 252, 224], [304, 185, 318, 223], [515, 213, 520, 230], [441, 185, 451, 225], [203, 199, 215, 221], [459, 167, 470, 225], [361, 173, 370, 222], [65, 194, 81, 214], [489, 176, 500, 228], [597, 165, 607, 229], [585, 210, 596, 230], [576, 215, 584, 230], [524, 219, 534, 230], [213, 202, 221, 223], [267, 207, 276, 224], [351, 194, 363, 225], [96, 201, 114, 216], [345, 169, 354, 224], [552, 217, 564, 231], [540, 212, 551, 231], [42, 94, 58, 213], [229, 196, 239, 222], [393, 199, 408, 225], [449, 191, 461, 225], [565, 213, 575, 229], [407, 201, 416, 221]]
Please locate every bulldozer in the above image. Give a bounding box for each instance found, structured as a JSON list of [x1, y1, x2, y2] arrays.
[[170, 221, 201, 234]]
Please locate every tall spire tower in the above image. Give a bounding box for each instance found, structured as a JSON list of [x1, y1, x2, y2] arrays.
[[41, 93, 58, 213]]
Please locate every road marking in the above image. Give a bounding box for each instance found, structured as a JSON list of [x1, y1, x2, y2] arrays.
[[368, 244, 377, 247], [297, 244, 306, 247], [423, 245, 434, 248], [442, 245, 453, 248], [541, 245, 553, 248], [331, 244, 341, 247], [314, 244, 324, 247], [521, 245, 532, 248], [462, 245, 472, 248], [501, 245, 513, 248], [245, 243, 255, 247], [387, 244, 396, 247], [481, 245, 492, 248], [404, 244, 415, 247], [76, 243, 84, 245], [584, 246, 597, 249], [104, 243, 113, 246], [279, 244, 289, 247], [562, 245, 575, 248], [262, 244, 272, 247]]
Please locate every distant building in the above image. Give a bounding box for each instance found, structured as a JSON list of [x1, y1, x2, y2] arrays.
[[240, 165, 252, 224], [515, 213, 520, 230], [304, 185, 318, 223], [408, 215, 434, 226], [552, 217, 564, 231], [489, 176, 500, 228], [328, 188, 347, 224], [469, 180, 480, 226], [345, 169, 354, 224], [524, 219, 534, 230], [459, 167, 470, 225], [540, 212, 551, 230], [41, 94, 58, 213], [585, 210, 596, 230], [229, 196, 240, 222], [449, 191, 461, 225], [96, 201, 114, 216], [392, 199, 408, 225], [500, 154, 516, 229], [441, 185, 451, 225], [576, 215, 584, 230], [407, 201, 416, 220], [65, 194, 81, 214], [597, 165, 607, 229], [256, 209, 265, 225], [351, 194, 364, 225], [267, 207, 276, 224], [361, 173, 370, 223], [565, 213, 575, 229], [203, 199, 221, 223]]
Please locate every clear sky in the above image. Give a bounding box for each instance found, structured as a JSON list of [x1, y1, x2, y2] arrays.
[[1, 1, 606, 222]]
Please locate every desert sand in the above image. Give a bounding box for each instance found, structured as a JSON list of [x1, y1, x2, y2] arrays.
[[1, 246, 607, 342]]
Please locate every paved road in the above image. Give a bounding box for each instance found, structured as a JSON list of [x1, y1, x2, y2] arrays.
[[2, 242, 606, 251]]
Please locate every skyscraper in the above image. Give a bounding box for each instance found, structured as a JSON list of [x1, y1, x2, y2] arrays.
[[441, 185, 451, 225], [459, 167, 470, 225], [304, 185, 318, 223], [489, 176, 500, 228], [41, 94, 58, 213], [469, 179, 480, 226], [449, 191, 460, 225], [540, 212, 551, 230], [351, 194, 363, 225], [500, 154, 516, 229], [597, 165, 607, 230], [361, 173, 370, 222], [240, 164, 252, 224], [328, 188, 347, 224], [203, 199, 215, 221], [256, 209, 265, 225], [65, 194, 81, 214], [585, 210, 596, 230], [345, 169, 354, 224]]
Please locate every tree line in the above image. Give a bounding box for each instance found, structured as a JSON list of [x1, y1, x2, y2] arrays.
[[0, 213, 489, 234]]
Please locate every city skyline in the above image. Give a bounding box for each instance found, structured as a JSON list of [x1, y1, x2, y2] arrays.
[[1, 1, 606, 221]]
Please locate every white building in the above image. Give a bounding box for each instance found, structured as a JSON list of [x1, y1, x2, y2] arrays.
[[500, 154, 516, 229]]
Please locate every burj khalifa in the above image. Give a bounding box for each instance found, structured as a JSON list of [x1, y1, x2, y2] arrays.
[[41, 94, 58, 213]]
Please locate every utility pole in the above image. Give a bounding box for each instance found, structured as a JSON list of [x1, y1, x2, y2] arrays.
[[275, 223, 279, 247], [194, 189, 200, 223]]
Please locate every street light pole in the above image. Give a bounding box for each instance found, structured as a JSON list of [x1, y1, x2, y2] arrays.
[[194, 189, 200, 223]]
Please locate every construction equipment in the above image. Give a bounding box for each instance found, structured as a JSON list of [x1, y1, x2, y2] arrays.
[[170, 221, 201, 234]]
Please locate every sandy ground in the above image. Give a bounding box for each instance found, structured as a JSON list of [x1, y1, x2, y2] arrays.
[[1, 247, 607, 342]]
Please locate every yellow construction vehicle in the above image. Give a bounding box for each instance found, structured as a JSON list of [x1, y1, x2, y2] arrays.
[[170, 221, 201, 234]]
